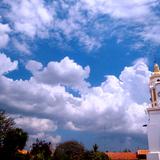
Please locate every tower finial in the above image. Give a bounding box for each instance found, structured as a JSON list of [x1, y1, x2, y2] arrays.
[[154, 64, 160, 73]]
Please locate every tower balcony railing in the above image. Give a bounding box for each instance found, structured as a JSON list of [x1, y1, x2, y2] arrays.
[[149, 102, 160, 108]]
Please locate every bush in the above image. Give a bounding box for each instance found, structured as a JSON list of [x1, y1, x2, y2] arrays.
[[53, 141, 85, 160], [83, 151, 110, 160], [30, 139, 53, 160], [0, 110, 28, 160]]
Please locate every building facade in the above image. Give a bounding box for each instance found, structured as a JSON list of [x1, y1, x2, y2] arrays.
[[147, 64, 160, 160]]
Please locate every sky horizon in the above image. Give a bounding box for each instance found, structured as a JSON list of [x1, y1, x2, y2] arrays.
[[0, 0, 160, 151]]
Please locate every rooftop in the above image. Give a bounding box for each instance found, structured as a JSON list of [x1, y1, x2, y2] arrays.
[[105, 152, 137, 160]]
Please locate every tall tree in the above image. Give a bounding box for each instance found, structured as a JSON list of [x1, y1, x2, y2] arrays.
[[0, 110, 15, 149], [53, 141, 85, 160], [2, 128, 28, 160], [0, 110, 28, 160], [30, 139, 53, 160], [93, 144, 99, 152], [83, 151, 110, 160]]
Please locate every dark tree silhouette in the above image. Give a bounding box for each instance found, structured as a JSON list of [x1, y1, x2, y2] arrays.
[[123, 148, 131, 152], [83, 151, 110, 160], [93, 143, 99, 152], [30, 139, 53, 160], [53, 141, 85, 160], [2, 128, 28, 160], [0, 110, 28, 160], [0, 110, 15, 149]]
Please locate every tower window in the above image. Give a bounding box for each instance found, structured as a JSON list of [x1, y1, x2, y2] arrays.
[[153, 88, 157, 106]]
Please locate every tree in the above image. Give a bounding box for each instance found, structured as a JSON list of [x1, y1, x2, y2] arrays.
[[15, 152, 31, 160], [2, 128, 28, 160], [3, 128, 28, 150], [53, 141, 85, 160], [0, 110, 28, 160], [0, 110, 15, 149], [83, 151, 110, 160], [93, 144, 99, 152], [93, 152, 110, 160], [30, 139, 53, 160], [123, 148, 131, 152], [82, 143, 110, 160]]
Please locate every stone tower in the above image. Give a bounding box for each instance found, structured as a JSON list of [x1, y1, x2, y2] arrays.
[[147, 64, 160, 160]]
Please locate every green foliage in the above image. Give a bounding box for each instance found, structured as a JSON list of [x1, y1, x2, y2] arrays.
[[3, 128, 28, 151], [2, 128, 28, 159], [30, 139, 53, 160], [0, 110, 15, 149], [0, 110, 111, 160], [123, 148, 131, 152], [93, 144, 99, 152], [83, 151, 110, 160], [94, 152, 110, 160], [0, 110, 28, 160], [53, 141, 85, 160], [15, 152, 31, 160]]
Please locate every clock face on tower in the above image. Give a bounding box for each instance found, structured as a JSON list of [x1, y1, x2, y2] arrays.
[[156, 83, 160, 103]]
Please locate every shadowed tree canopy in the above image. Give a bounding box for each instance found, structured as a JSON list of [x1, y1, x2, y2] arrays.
[[2, 128, 28, 160], [0, 110, 15, 148], [0, 110, 28, 160], [30, 139, 53, 160], [93, 144, 99, 152], [83, 151, 110, 160], [3, 128, 28, 151], [53, 141, 85, 160]]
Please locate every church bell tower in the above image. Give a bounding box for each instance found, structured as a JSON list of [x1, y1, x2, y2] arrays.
[[147, 64, 160, 160]]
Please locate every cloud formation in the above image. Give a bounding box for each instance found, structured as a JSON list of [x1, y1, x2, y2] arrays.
[[14, 116, 57, 132], [82, 0, 157, 20], [0, 53, 151, 145], [13, 39, 31, 55], [4, 0, 53, 38], [26, 57, 90, 90], [1, 0, 160, 51], [0, 23, 11, 48], [0, 1, 156, 148], [0, 53, 18, 74]]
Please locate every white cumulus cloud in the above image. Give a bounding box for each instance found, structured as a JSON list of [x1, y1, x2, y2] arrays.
[[26, 57, 90, 90], [0, 53, 18, 75], [15, 116, 57, 132], [0, 53, 151, 136], [26, 60, 43, 73]]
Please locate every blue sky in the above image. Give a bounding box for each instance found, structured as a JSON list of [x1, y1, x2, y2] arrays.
[[0, 0, 160, 151]]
